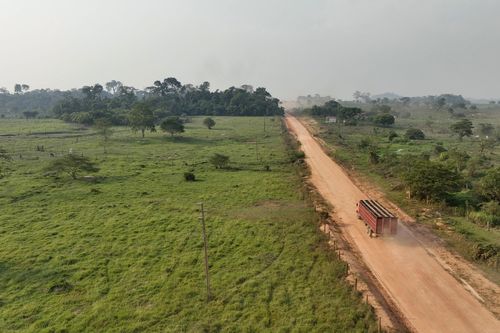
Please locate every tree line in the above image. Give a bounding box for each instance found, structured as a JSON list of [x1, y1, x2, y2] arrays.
[[0, 79, 284, 123]]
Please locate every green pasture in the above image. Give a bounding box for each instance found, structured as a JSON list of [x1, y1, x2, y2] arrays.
[[0, 117, 375, 332]]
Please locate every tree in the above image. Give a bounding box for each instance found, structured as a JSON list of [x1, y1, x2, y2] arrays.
[[23, 111, 39, 119], [478, 123, 494, 136], [210, 153, 229, 169], [404, 128, 425, 140], [400, 97, 411, 107], [477, 167, 500, 201], [445, 149, 470, 173], [479, 138, 497, 155], [373, 113, 395, 126], [105, 80, 123, 95], [353, 91, 371, 103], [81, 84, 104, 100], [45, 154, 99, 179], [160, 116, 184, 136], [93, 118, 113, 153], [128, 102, 156, 138], [337, 107, 362, 123], [14, 84, 22, 94], [203, 117, 216, 129], [450, 119, 473, 140], [401, 160, 462, 202], [147, 77, 182, 96], [434, 97, 446, 110]]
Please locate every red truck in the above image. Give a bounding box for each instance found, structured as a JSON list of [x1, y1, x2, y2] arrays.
[[356, 199, 398, 237]]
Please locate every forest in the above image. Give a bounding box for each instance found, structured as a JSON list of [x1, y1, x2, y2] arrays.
[[0, 79, 284, 124]]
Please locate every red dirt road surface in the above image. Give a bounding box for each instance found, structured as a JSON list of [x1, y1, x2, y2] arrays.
[[286, 115, 499, 333]]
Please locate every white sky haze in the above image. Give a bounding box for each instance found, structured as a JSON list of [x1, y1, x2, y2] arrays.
[[0, 0, 499, 99]]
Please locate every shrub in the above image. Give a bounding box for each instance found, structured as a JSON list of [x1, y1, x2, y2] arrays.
[[358, 138, 371, 149], [203, 117, 216, 129], [477, 167, 500, 201], [404, 128, 425, 140], [210, 153, 230, 169], [184, 172, 196, 181], [45, 154, 99, 179], [160, 117, 185, 136], [373, 113, 395, 126], [290, 151, 305, 163], [434, 144, 447, 154], [388, 131, 398, 142]]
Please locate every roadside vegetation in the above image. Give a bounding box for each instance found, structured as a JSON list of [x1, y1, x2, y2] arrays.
[[0, 117, 376, 332], [297, 96, 500, 279]]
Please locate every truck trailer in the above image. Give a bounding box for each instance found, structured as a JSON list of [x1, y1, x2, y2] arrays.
[[356, 199, 398, 237]]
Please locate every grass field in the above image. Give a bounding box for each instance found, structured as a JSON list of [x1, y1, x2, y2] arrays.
[[303, 104, 500, 279], [0, 117, 375, 332]]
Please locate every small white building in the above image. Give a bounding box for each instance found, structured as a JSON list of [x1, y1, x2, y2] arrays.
[[325, 116, 337, 123]]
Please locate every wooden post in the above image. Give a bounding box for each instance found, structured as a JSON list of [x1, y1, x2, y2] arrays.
[[354, 278, 358, 291], [199, 203, 211, 301], [378, 317, 382, 333]]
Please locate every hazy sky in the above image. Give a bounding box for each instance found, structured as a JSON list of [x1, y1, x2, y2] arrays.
[[1, 0, 499, 99]]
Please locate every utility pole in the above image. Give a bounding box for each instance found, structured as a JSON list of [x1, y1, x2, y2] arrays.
[[198, 202, 211, 301]]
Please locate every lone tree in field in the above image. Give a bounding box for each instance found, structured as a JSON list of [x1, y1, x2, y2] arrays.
[[210, 153, 229, 169], [94, 118, 113, 153], [128, 102, 156, 138], [160, 116, 185, 136], [203, 117, 216, 129], [404, 128, 425, 140], [46, 154, 99, 179], [450, 119, 473, 141]]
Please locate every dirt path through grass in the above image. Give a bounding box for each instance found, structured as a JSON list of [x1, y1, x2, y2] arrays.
[[286, 114, 499, 333]]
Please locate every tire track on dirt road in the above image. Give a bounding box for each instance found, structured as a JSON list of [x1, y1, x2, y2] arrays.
[[286, 115, 499, 333]]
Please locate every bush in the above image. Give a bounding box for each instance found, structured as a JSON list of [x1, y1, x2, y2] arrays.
[[290, 150, 305, 163], [404, 128, 425, 140], [472, 243, 498, 262], [203, 117, 216, 129], [210, 153, 230, 169], [184, 172, 196, 181], [373, 113, 395, 126], [434, 144, 447, 154], [388, 131, 398, 142], [358, 138, 371, 149], [45, 154, 99, 179]]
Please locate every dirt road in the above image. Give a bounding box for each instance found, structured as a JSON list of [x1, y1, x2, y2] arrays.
[[286, 115, 499, 333]]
